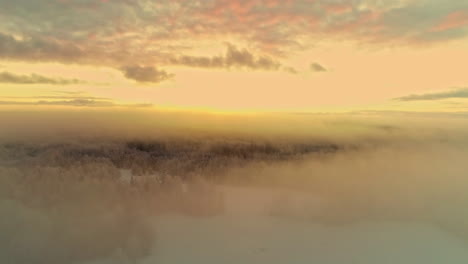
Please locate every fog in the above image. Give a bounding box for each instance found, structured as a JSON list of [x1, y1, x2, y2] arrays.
[[1, 108, 468, 263]]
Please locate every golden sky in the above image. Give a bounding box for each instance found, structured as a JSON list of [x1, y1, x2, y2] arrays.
[[1, 0, 468, 112]]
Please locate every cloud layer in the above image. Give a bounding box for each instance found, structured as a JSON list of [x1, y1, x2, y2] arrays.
[[1, 0, 467, 75]]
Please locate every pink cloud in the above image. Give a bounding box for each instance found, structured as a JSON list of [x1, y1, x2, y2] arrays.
[[431, 10, 468, 32], [5, 0, 468, 70], [323, 3, 353, 15]]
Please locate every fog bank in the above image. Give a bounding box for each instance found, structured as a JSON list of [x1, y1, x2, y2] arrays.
[[1, 109, 468, 263]]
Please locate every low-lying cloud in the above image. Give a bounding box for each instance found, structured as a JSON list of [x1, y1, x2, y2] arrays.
[[0, 71, 83, 85], [395, 88, 468, 101], [0, 99, 113, 107]]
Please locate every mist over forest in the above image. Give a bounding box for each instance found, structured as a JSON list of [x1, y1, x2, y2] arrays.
[[1, 109, 468, 263]]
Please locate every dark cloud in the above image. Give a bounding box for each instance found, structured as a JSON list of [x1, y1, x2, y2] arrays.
[[0, 98, 154, 108], [121, 66, 174, 83], [0, 96, 110, 100], [395, 88, 468, 101], [0, 33, 83, 62], [0, 71, 83, 85], [0, 99, 114, 107], [169, 44, 281, 71], [310, 62, 327, 72], [225, 44, 280, 70]]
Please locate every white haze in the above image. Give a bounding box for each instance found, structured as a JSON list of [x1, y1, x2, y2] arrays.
[[1, 108, 468, 263]]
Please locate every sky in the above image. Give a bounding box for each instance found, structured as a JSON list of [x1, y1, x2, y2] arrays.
[[1, 0, 468, 112]]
